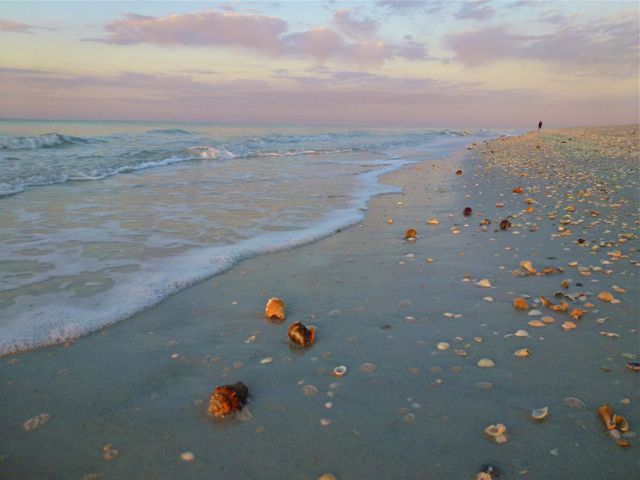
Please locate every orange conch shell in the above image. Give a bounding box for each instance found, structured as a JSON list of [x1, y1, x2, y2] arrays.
[[598, 404, 614, 430], [404, 228, 417, 240], [208, 381, 249, 417], [288, 321, 316, 347], [265, 297, 286, 320], [512, 297, 529, 310]]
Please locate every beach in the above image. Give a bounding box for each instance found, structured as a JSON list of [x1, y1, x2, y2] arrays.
[[0, 125, 638, 479]]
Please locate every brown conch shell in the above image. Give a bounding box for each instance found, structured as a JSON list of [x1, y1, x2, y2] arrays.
[[404, 228, 417, 240], [265, 297, 286, 320], [288, 321, 316, 347], [499, 219, 511, 230], [208, 381, 249, 417]]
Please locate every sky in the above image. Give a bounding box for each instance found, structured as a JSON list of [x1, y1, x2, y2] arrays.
[[0, 0, 638, 127]]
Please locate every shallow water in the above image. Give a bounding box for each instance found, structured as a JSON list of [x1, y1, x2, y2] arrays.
[[0, 120, 499, 355]]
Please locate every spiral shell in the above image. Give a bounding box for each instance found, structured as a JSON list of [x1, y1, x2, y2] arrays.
[[265, 297, 286, 320], [208, 381, 249, 417], [287, 321, 316, 347], [404, 228, 417, 240]]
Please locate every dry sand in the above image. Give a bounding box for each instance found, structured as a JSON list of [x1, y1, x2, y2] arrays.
[[0, 126, 638, 479]]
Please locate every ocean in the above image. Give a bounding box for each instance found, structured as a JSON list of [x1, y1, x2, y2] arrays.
[[0, 119, 499, 355]]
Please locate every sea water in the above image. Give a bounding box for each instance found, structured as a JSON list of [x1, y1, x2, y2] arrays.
[[0, 120, 497, 354]]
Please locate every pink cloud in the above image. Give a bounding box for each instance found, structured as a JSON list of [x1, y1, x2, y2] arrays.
[[447, 17, 639, 73], [0, 19, 36, 33], [332, 9, 379, 39], [103, 10, 287, 54], [97, 9, 426, 66]]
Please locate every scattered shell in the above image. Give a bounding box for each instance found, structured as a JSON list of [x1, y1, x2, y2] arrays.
[[626, 362, 640, 372], [564, 397, 585, 409], [528, 320, 545, 327], [474, 336, 484, 343], [514, 329, 529, 337], [519, 260, 537, 274], [332, 365, 347, 377], [561, 321, 577, 331], [512, 186, 523, 194], [514, 348, 532, 358], [541, 316, 556, 324], [265, 297, 286, 320], [499, 219, 511, 230], [476, 279, 492, 288], [484, 423, 508, 443], [318, 474, 338, 480], [612, 285, 626, 294], [531, 406, 549, 421], [477, 358, 495, 368], [208, 381, 249, 417], [478, 464, 501, 478], [359, 362, 376, 373], [463, 207, 473, 216], [320, 418, 331, 426], [512, 297, 529, 310], [483, 296, 494, 302], [22, 413, 50, 432], [303, 385, 319, 396], [426, 218, 439, 225], [404, 228, 417, 240], [455, 169, 463, 175], [180, 452, 195, 462], [387, 217, 394, 224], [436, 342, 450, 351], [288, 322, 316, 347], [259, 357, 273, 365], [597, 291, 614, 302]]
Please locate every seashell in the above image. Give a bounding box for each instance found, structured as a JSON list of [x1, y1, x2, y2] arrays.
[[404, 228, 417, 240], [499, 219, 511, 230], [612, 285, 626, 294], [514, 329, 529, 337], [626, 362, 640, 372], [288, 321, 316, 347], [359, 362, 376, 373], [332, 365, 347, 377], [539, 295, 553, 308], [318, 474, 338, 480], [387, 217, 393, 224], [512, 186, 523, 194], [561, 321, 577, 331], [564, 396, 585, 408], [455, 169, 463, 175], [480, 218, 491, 226], [475, 473, 492, 480], [612, 414, 630, 432], [495, 202, 505, 208], [569, 308, 586, 321], [208, 381, 249, 417], [463, 207, 473, 216], [531, 406, 549, 421], [597, 291, 614, 302], [528, 320, 545, 327], [265, 297, 286, 320], [512, 297, 529, 310], [617, 439, 631, 448], [477, 358, 495, 368], [598, 404, 615, 429], [476, 279, 492, 288], [519, 260, 537, 274], [22, 413, 50, 432], [426, 218, 439, 225], [514, 348, 532, 358], [541, 316, 555, 324], [484, 423, 508, 443], [436, 342, 450, 351]]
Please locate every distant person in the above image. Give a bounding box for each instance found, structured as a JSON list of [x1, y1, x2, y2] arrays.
[[538, 120, 543, 130]]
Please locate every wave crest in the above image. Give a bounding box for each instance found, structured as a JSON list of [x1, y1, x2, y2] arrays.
[[0, 133, 90, 150]]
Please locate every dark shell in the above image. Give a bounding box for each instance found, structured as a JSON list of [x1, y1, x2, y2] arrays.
[[463, 207, 473, 216], [479, 464, 501, 477], [626, 362, 640, 372], [499, 219, 512, 230], [455, 169, 463, 175], [288, 321, 315, 347], [208, 381, 248, 417]]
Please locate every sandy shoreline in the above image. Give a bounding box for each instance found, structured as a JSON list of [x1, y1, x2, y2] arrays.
[[1, 126, 638, 479]]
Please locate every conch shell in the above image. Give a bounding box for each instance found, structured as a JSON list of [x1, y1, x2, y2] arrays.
[[404, 228, 417, 240], [208, 381, 249, 417], [265, 297, 285, 320], [598, 404, 630, 432], [288, 321, 316, 347]]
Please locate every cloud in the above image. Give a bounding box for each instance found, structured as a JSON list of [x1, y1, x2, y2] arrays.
[[376, 1, 444, 15], [332, 9, 379, 39], [97, 9, 427, 66], [455, 1, 495, 20], [447, 16, 639, 73], [102, 10, 288, 54], [0, 19, 36, 33]]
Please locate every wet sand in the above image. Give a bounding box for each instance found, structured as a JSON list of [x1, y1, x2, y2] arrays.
[[1, 126, 638, 479]]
